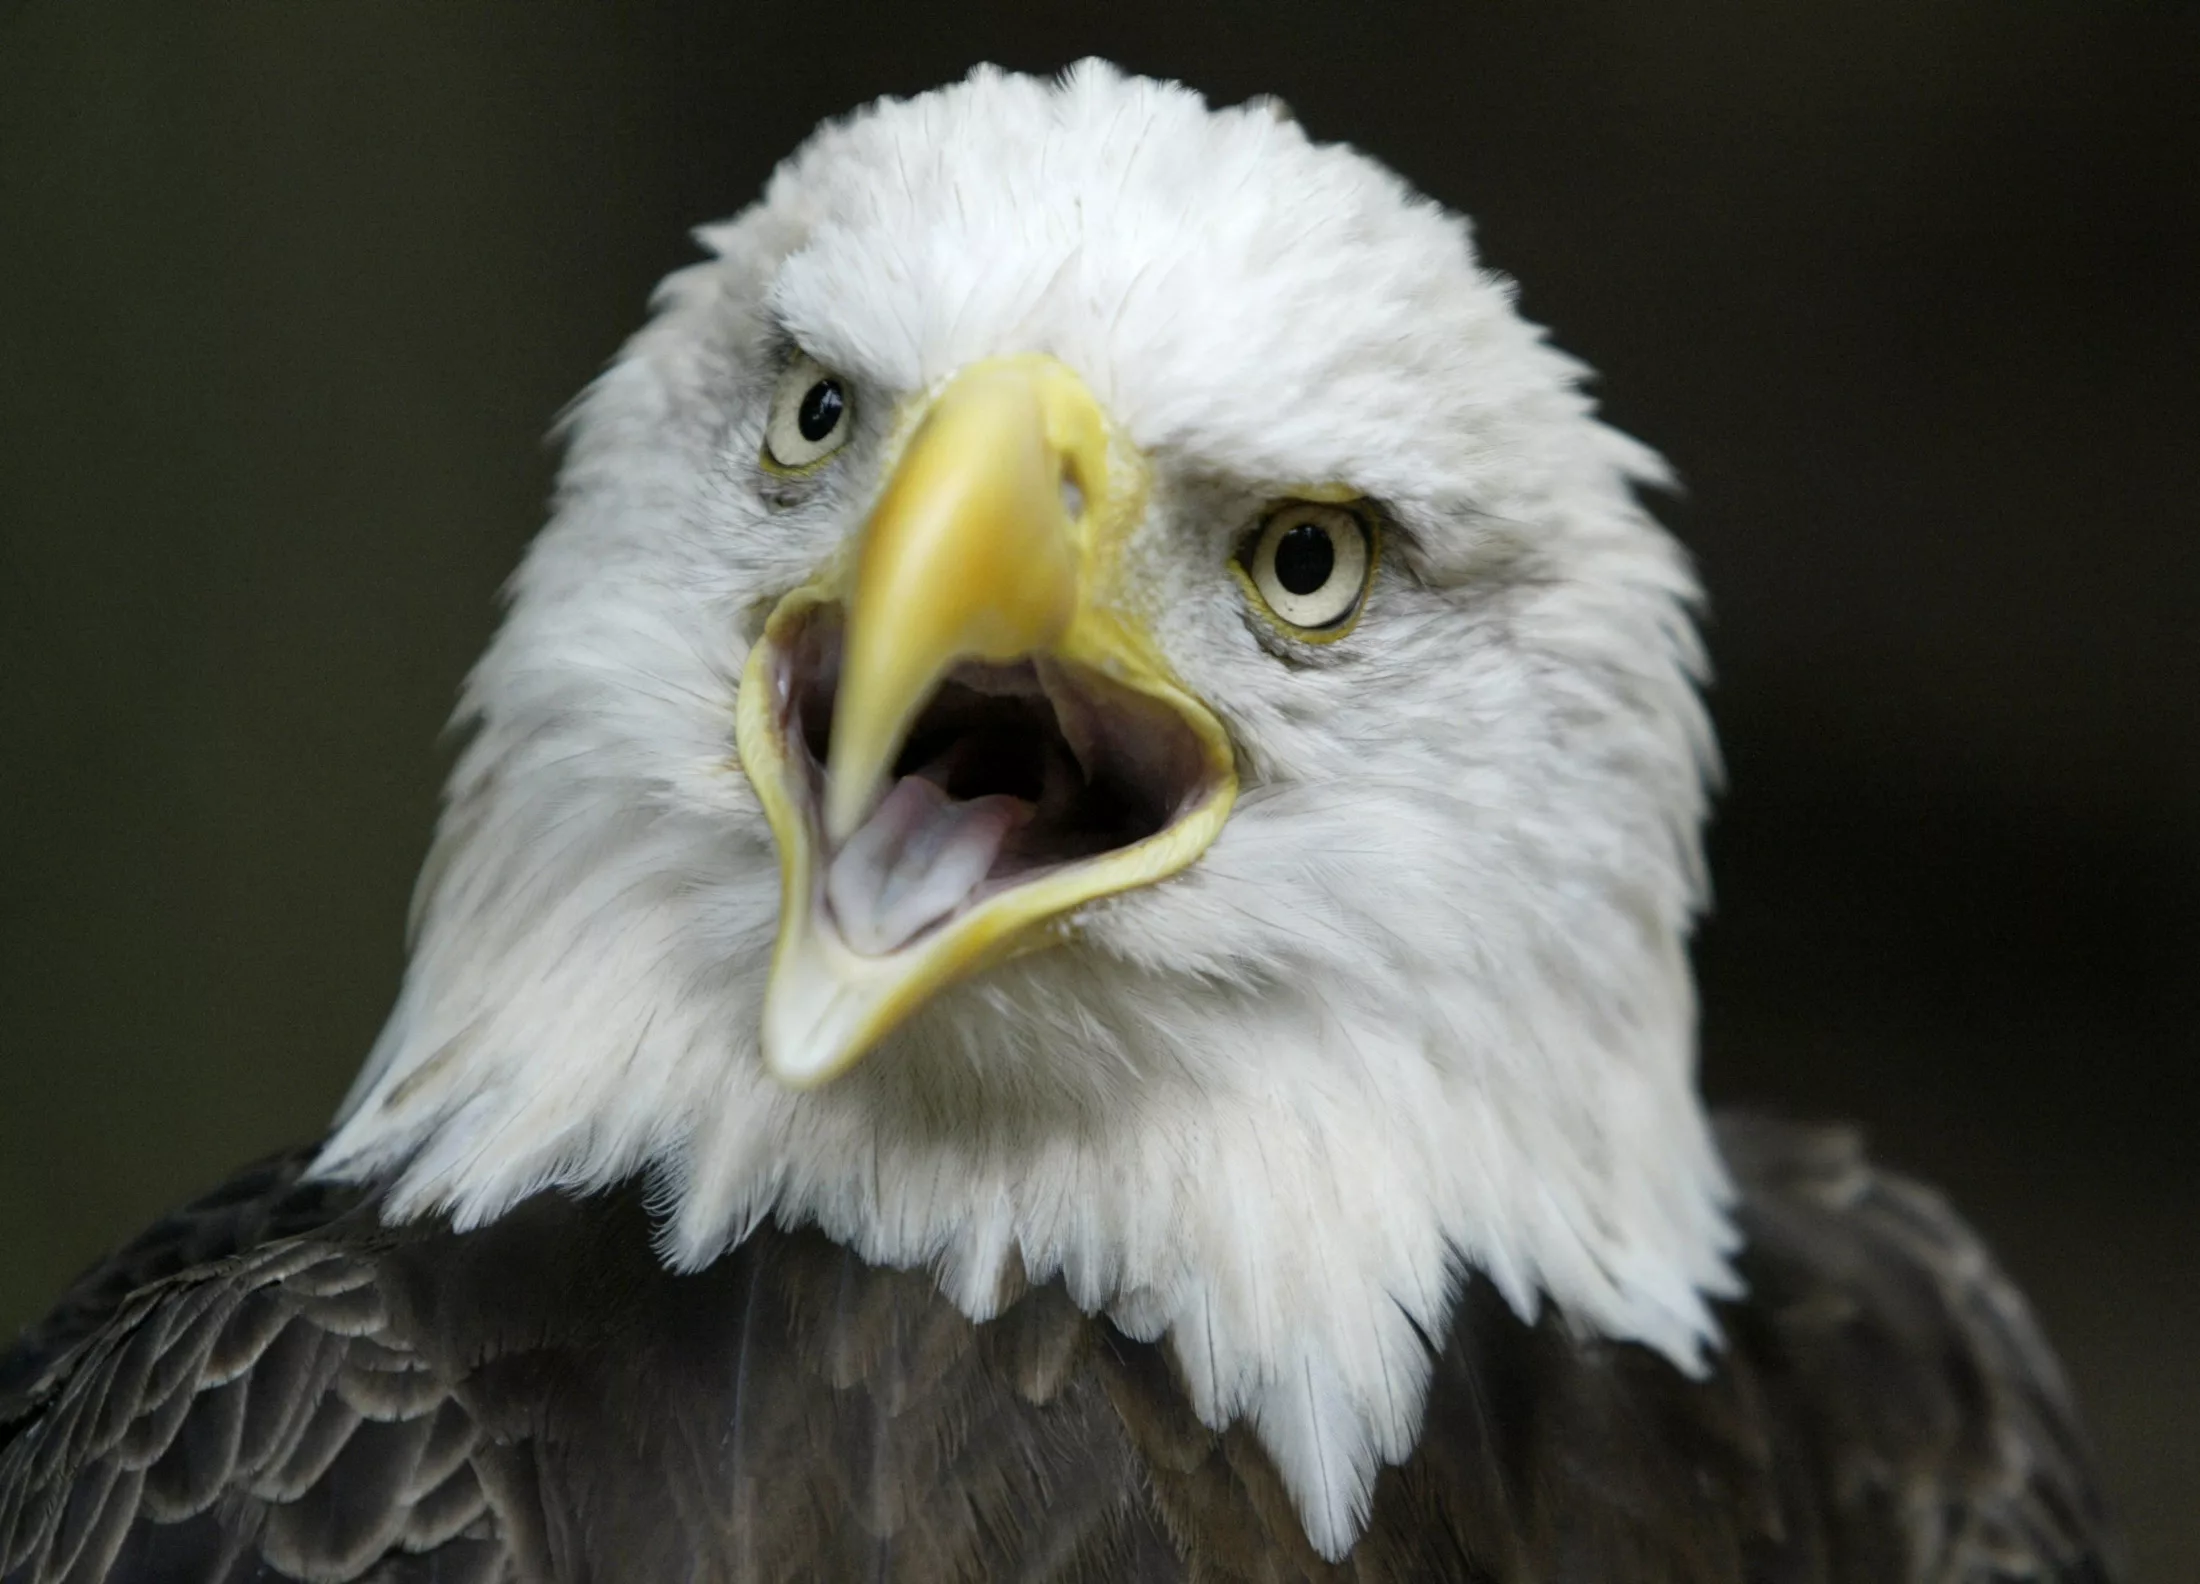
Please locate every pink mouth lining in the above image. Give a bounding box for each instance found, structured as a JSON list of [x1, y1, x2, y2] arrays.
[[776, 607, 1214, 958]]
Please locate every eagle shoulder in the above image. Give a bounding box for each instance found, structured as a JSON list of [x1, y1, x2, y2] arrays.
[[1712, 1112, 2123, 1583], [1, 1153, 507, 1584], [2, 1162, 1177, 1583]]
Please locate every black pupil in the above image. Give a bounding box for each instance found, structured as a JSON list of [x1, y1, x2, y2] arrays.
[[796, 379, 845, 443], [1273, 520, 1337, 597]]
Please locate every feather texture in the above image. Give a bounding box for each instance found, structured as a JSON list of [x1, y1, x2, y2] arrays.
[[1, 1117, 2121, 1581]]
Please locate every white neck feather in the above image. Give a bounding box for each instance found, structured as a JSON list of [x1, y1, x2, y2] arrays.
[[321, 731, 1734, 1556]]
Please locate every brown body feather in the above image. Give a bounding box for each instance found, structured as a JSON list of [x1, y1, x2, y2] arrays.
[[0, 1116, 2119, 1582]]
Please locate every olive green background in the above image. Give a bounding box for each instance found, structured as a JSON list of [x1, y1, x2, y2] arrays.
[[3, 2, 2194, 1574]]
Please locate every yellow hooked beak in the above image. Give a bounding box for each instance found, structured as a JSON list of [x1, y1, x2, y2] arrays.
[[733, 357, 1238, 1086]]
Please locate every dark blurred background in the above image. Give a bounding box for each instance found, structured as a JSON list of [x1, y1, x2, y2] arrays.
[[3, 1, 2194, 1572]]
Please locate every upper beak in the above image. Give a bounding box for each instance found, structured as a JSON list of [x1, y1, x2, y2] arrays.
[[733, 356, 1237, 1086], [825, 359, 1098, 843]]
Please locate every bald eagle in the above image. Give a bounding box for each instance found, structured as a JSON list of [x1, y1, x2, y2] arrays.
[[1, 64, 2118, 1583]]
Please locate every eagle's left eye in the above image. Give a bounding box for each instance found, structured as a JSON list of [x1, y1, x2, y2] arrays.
[[1238, 501, 1378, 640], [764, 353, 854, 471]]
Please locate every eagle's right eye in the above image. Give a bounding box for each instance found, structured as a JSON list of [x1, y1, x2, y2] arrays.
[[765, 353, 855, 471]]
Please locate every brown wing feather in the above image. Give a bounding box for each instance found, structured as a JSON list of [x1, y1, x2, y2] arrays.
[[0, 1146, 346, 1420], [1714, 1112, 2122, 1583], [1, 1114, 2121, 1583], [1, 1211, 509, 1584]]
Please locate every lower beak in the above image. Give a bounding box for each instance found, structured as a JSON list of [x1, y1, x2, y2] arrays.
[[733, 357, 1237, 1086]]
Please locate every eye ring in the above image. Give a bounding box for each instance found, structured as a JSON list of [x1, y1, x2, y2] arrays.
[[1235, 500, 1379, 642], [763, 352, 855, 472]]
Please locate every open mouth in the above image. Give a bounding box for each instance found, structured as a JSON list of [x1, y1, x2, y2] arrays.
[[773, 605, 1221, 958]]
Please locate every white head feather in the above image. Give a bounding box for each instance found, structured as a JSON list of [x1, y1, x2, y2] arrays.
[[318, 61, 1737, 1558]]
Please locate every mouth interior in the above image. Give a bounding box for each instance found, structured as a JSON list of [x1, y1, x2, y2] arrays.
[[779, 606, 1213, 957]]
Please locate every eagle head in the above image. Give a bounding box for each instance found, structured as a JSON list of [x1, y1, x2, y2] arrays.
[[319, 62, 1736, 1557]]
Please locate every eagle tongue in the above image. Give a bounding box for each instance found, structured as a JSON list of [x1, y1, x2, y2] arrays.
[[823, 774, 1031, 956]]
